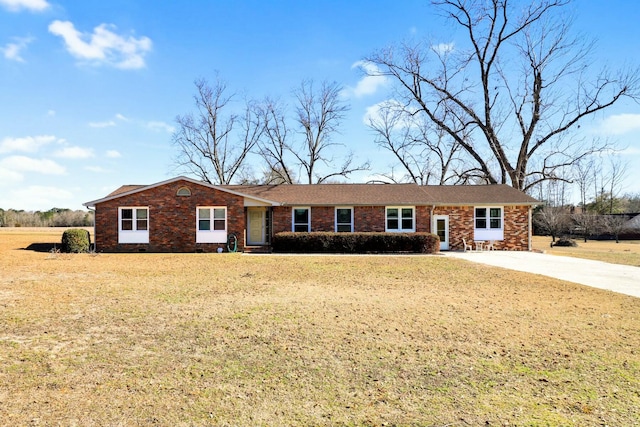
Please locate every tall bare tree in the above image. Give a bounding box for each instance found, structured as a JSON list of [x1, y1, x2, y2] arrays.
[[257, 80, 369, 184], [367, 99, 473, 185], [366, 0, 639, 192], [172, 78, 262, 184], [255, 98, 296, 184]]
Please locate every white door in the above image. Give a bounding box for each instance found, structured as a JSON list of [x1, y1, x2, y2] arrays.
[[434, 215, 449, 250], [247, 208, 266, 245]]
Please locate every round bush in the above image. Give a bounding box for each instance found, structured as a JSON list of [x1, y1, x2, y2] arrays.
[[552, 237, 577, 247], [61, 228, 91, 253]]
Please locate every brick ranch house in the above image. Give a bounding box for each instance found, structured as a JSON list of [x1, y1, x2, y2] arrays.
[[83, 176, 539, 253]]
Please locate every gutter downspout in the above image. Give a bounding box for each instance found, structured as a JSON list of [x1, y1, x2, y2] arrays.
[[430, 206, 435, 234], [87, 206, 96, 252]]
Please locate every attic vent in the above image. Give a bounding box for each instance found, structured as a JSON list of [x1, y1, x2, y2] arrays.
[[177, 187, 191, 197]]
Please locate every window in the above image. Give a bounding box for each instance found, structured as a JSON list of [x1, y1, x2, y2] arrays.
[[335, 207, 353, 232], [475, 207, 502, 230], [120, 207, 148, 231], [386, 207, 415, 232], [176, 187, 191, 196], [474, 206, 503, 241], [197, 207, 227, 243], [118, 207, 149, 244], [293, 208, 310, 232]]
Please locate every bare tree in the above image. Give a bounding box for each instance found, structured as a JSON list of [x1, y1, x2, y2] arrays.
[[255, 98, 296, 184], [293, 80, 369, 183], [172, 77, 262, 184], [367, 99, 473, 185], [366, 0, 639, 192], [573, 155, 596, 209], [604, 156, 628, 214], [572, 212, 601, 243], [534, 205, 570, 243], [602, 214, 630, 243], [257, 80, 369, 184]]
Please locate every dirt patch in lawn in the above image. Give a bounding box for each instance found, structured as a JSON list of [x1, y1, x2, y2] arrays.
[[2, 229, 639, 426]]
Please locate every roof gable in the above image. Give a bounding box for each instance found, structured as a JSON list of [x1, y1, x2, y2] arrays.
[[83, 176, 280, 208]]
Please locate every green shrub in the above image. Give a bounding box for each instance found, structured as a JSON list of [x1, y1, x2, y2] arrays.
[[61, 228, 91, 253], [272, 232, 439, 254]]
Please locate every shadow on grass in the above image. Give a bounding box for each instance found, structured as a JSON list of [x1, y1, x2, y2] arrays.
[[24, 242, 58, 252]]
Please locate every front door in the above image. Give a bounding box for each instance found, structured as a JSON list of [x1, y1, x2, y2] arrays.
[[247, 208, 266, 245], [434, 215, 449, 250]]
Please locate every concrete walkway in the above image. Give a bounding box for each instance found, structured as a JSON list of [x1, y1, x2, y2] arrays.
[[445, 250, 640, 298]]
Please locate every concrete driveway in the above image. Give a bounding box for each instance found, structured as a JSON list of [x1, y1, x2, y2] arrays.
[[445, 250, 640, 298]]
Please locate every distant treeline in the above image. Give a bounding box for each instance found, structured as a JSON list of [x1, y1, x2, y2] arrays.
[[0, 208, 93, 227]]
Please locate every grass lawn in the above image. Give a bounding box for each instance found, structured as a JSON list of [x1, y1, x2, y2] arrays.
[[532, 235, 640, 267], [2, 228, 640, 426]]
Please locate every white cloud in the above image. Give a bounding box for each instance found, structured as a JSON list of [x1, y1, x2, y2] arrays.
[[0, 155, 66, 175], [47, 110, 56, 117], [48, 20, 152, 69], [89, 120, 116, 128], [0, 0, 49, 12], [147, 121, 175, 133], [432, 42, 455, 55], [597, 113, 640, 136], [343, 61, 388, 98], [0, 166, 23, 186], [0, 135, 57, 153], [106, 150, 121, 158], [115, 113, 130, 122], [0, 185, 74, 211], [54, 146, 94, 159], [1, 36, 34, 62], [363, 99, 410, 127]]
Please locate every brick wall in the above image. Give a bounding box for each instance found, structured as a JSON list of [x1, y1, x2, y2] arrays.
[[433, 205, 531, 251], [271, 205, 431, 234], [94, 180, 245, 253], [502, 205, 531, 251]]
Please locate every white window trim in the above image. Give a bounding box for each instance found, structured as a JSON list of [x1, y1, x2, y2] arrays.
[[196, 206, 227, 243], [118, 207, 149, 244], [385, 206, 415, 232], [292, 207, 311, 232], [335, 206, 354, 232], [474, 206, 504, 241]]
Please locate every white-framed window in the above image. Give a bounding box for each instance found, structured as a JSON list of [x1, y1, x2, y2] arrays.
[[119, 207, 149, 243], [385, 207, 415, 232], [335, 207, 353, 232], [292, 207, 310, 232], [474, 206, 504, 241], [197, 207, 227, 243]]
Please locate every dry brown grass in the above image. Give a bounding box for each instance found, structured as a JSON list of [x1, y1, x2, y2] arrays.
[[533, 235, 640, 267], [2, 228, 640, 426]]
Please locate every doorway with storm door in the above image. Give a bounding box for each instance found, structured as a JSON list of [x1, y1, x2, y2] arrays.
[[247, 207, 267, 246], [433, 215, 449, 250]]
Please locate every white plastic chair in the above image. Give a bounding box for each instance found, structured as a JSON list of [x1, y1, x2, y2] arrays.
[[462, 238, 474, 252]]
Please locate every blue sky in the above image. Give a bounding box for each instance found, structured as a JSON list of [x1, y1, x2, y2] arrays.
[[1, 0, 639, 211]]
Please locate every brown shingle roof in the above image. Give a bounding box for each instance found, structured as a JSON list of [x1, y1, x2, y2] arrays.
[[85, 176, 538, 207], [422, 184, 539, 205], [106, 185, 146, 197], [221, 183, 431, 206], [222, 183, 537, 206]]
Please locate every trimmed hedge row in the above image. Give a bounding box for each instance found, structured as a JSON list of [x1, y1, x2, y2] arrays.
[[272, 232, 440, 254]]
